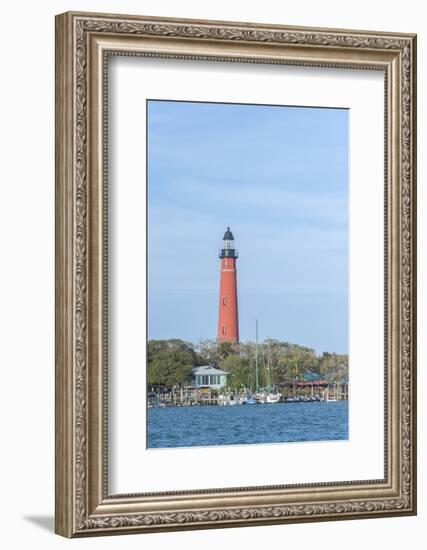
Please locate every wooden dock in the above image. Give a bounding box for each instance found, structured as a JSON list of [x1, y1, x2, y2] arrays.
[[147, 382, 348, 408]]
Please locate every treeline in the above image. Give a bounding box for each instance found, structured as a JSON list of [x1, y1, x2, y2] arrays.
[[147, 339, 348, 388]]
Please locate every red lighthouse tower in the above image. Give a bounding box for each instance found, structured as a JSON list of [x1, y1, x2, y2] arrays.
[[217, 227, 239, 343]]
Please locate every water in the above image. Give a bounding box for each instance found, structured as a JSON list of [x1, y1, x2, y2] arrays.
[[147, 401, 348, 449]]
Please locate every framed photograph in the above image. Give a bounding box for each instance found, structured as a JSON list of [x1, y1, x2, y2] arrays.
[[55, 11, 417, 537]]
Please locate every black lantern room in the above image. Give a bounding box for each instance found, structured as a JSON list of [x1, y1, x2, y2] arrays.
[[219, 227, 238, 259]]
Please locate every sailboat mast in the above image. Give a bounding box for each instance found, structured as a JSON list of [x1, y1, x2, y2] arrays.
[[255, 320, 259, 391], [267, 339, 271, 389]]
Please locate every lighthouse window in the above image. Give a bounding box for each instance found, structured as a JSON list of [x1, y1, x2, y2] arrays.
[[222, 325, 226, 335], [222, 296, 227, 306]]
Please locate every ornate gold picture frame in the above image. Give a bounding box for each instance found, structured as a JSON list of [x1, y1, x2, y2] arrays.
[[55, 11, 417, 537]]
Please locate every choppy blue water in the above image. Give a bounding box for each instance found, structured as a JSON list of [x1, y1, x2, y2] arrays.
[[147, 401, 348, 448]]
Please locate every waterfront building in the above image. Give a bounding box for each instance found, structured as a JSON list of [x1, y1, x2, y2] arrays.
[[192, 365, 229, 389], [217, 227, 239, 342]]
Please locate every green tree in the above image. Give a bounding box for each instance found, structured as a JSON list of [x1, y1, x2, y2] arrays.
[[194, 339, 221, 366], [221, 354, 250, 389], [216, 341, 237, 361], [147, 347, 194, 386], [146, 337, 348, 388], [147, 338, 194, 361], [319, 352, 348, 382]]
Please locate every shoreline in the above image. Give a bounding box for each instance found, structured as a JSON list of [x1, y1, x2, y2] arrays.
[[148, 397, 348, 409]]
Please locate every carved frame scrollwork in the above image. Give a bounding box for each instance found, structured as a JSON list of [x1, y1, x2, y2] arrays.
[[55, 11, 416, 537]]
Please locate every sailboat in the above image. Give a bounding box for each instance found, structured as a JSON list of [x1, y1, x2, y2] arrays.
[[264, 338, 281, 403], [253, 321, 282, 404], [265, 392, 281, 404], [242, 390, 257, 405], [228, 398, 244, 405], [240, 356, 257, 404]]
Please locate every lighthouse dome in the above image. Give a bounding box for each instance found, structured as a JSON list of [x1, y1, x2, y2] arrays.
[[223, 227, 234, 240]]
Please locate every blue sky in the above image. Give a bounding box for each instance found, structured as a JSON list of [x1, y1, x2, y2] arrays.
[[147, 100, 348, 354]]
